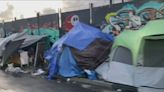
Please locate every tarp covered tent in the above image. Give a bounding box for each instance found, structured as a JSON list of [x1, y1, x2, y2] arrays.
[[0, 32, 47, 66], [0, 32, 26, 57], [0, 33, 25, 66], [96, 19, 164, 92], [45, 22, 113, 79], [14, 34, 47, 48]]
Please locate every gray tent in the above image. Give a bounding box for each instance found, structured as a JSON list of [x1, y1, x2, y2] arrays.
[[96, 19, 164, 92]]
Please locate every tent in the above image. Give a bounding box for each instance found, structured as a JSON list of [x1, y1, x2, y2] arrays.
[[45, 22, 113, 79], [0, 33, 24, 66], [0, 32, 47, 66], [96, 19, 164, 92]]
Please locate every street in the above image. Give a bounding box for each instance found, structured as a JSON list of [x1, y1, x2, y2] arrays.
[[0, 71, 115, 92]]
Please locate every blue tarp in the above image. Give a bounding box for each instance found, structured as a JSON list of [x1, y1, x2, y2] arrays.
[[59, 47, 83, 77], [45, 22, 113, 79], [51, 22, 113, 51]]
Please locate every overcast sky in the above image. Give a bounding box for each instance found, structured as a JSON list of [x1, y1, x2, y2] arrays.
[[0, 0, 130, 21]]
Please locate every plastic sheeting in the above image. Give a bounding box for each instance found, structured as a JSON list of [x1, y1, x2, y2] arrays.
[[45, 22, 113, 79], [51, 22, 113, 51], [46, 47, 83, 79], [59, 47, 82, 77], [71, 38, 112, 70], [0, 32, 25, 56], [0, 32, 46, 66]]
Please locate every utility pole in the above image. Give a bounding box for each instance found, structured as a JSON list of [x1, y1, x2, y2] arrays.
[[58, 8, 62, 28], [89, 3, 93, 24], [37, 12, 40, 35], [58, 8, 63, 37], [14, 17, 17, 21], [2, 20, 5, 37], [122, 0, 124, 3], [110, 0, 112, 5]]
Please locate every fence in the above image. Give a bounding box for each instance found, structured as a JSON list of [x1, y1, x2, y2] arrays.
[[0, 0, 163, 36]]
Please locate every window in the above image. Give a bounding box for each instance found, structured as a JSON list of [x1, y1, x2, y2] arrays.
[[113, 46, 133, 65], [144, 39, 164, 67]]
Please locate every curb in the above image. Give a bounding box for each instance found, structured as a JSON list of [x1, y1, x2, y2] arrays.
[[70, 78, 113, 89]]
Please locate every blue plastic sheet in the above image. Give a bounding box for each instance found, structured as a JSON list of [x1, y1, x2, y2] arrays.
[[59, 47, 83, 77], [45, 48, 59, 80], [51, 22, 113, 51], [44, 22, 113, 79]]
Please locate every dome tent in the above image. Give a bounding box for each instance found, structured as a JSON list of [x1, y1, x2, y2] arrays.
[[96, 19, 164, 92]]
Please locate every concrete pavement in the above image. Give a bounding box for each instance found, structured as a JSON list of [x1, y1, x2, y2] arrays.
[[0, 71, 116, 92]]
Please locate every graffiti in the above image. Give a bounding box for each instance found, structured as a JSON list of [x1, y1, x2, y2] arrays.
[[63, 15, 79, 32], [102, 1, 164, 37], [1, 0, 164, 37], [18, 21, 59, 32], [23, 27, 59, 43], [159, 3, 164, 15]]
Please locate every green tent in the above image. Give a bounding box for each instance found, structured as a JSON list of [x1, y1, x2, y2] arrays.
[[113, 19, 164, 65], [96, 19, 164, 92]]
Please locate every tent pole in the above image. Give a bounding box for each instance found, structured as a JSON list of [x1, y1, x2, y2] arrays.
[[33, 42, 39, 71]]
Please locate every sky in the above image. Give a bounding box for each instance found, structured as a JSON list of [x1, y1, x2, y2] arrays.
[[0, 0, 63, 21], [0, 0, 130, 21]]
